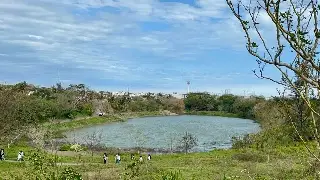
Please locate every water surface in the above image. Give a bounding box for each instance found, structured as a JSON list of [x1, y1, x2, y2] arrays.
[[65, 115, 260, 152]]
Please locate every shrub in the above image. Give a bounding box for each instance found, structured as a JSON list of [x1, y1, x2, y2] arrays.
[[232, 126, 295, 150], [70, 144, 83, 152], [59, 144, 72, 151], [161, 170, 183, 180], [59, 167, 83, 180], [123, 161, 142, 179], [231, 134, 255, 149]]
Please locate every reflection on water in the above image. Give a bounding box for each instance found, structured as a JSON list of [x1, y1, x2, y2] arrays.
[[65, 115, 260, 152]]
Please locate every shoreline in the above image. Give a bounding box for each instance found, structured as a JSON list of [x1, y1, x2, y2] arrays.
[[47, 110, 258, 134], [49, 111, 255, 154], [47, 111, 178, 138], [185, 111, 258, 123], [52, 111, 245, 131], [184, 111, 241, 118], [47, 110, 257, 139]]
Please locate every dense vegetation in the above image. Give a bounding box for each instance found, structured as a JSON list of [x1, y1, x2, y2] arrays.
[[184, 92, 265, 119], [0, 82, 184, 137]]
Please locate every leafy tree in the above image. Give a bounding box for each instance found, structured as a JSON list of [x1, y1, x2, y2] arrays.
[[0, 90, 42, 142], [217, 94, 237, 112], [184, 92, 218, 111], [232, 97, 262, 119], [12, 81, 29, 92]]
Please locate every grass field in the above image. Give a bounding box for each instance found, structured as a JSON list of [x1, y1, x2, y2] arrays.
[[0, 142, 317, 179]]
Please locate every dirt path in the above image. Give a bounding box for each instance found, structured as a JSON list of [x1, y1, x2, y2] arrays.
[[4, 160, 99, 166]]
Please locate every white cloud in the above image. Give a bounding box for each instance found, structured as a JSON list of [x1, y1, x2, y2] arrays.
[[27, 35, 44, 40], [0, 0, 281, 95]]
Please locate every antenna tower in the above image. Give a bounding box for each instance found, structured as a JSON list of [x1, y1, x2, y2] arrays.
[[187, 81, 190, 94]]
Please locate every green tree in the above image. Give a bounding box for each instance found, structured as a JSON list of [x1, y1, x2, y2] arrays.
[[217, 94, 237, 112], [184, 92, 217, 111]]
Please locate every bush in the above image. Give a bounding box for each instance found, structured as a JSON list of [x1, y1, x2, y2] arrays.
[[231, 134, 255, 149], [232, 126, 295, 150], [59, 144, 72, 151], [161, 170, 183, 180], [18, 151, 83, 179], [59, 167, 83, 180], [59, 144, 85, 152], [124, 161, 142, 179], [70, 144, 83, 152]]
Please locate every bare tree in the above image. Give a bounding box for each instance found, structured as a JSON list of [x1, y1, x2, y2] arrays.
[[178, 132, 198, 154], [7, 130, 23, 149], [27, 126, 49, 149], [225, 0, 320, 161], [84, 129, 104, 156], [167, 132, 179, 153]]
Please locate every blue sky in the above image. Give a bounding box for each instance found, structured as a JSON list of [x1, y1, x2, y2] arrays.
[[0, 0, 283, 96]]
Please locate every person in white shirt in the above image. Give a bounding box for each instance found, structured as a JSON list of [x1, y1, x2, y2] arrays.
[[0, 149, 5, 160], [115, 153, 120, 164], [147, 154, 151, 161], [103, 153, 108, 164], [139, 155, 143, 162], [17, 151, 23, 162]]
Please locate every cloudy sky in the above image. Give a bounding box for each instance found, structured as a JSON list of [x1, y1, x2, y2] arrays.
[[0, 0, 283, 96]]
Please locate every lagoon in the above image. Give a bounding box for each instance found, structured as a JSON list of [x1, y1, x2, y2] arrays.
[[65, 115, 260, 152]]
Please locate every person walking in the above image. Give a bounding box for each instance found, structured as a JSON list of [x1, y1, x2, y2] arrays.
[[115, 153, 121, 164], [21, 151, 24, 161], [103, 153, 108, 164], [147, 154, 151, 161], [0, 149, 5, 160], [17, 151, 22, 162]]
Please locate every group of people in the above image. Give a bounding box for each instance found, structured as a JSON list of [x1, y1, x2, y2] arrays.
[[0, 147, 152, 164], [103, 153, 152, 164], [0, 148, 24, 162], [134, 153, 152, 162]]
